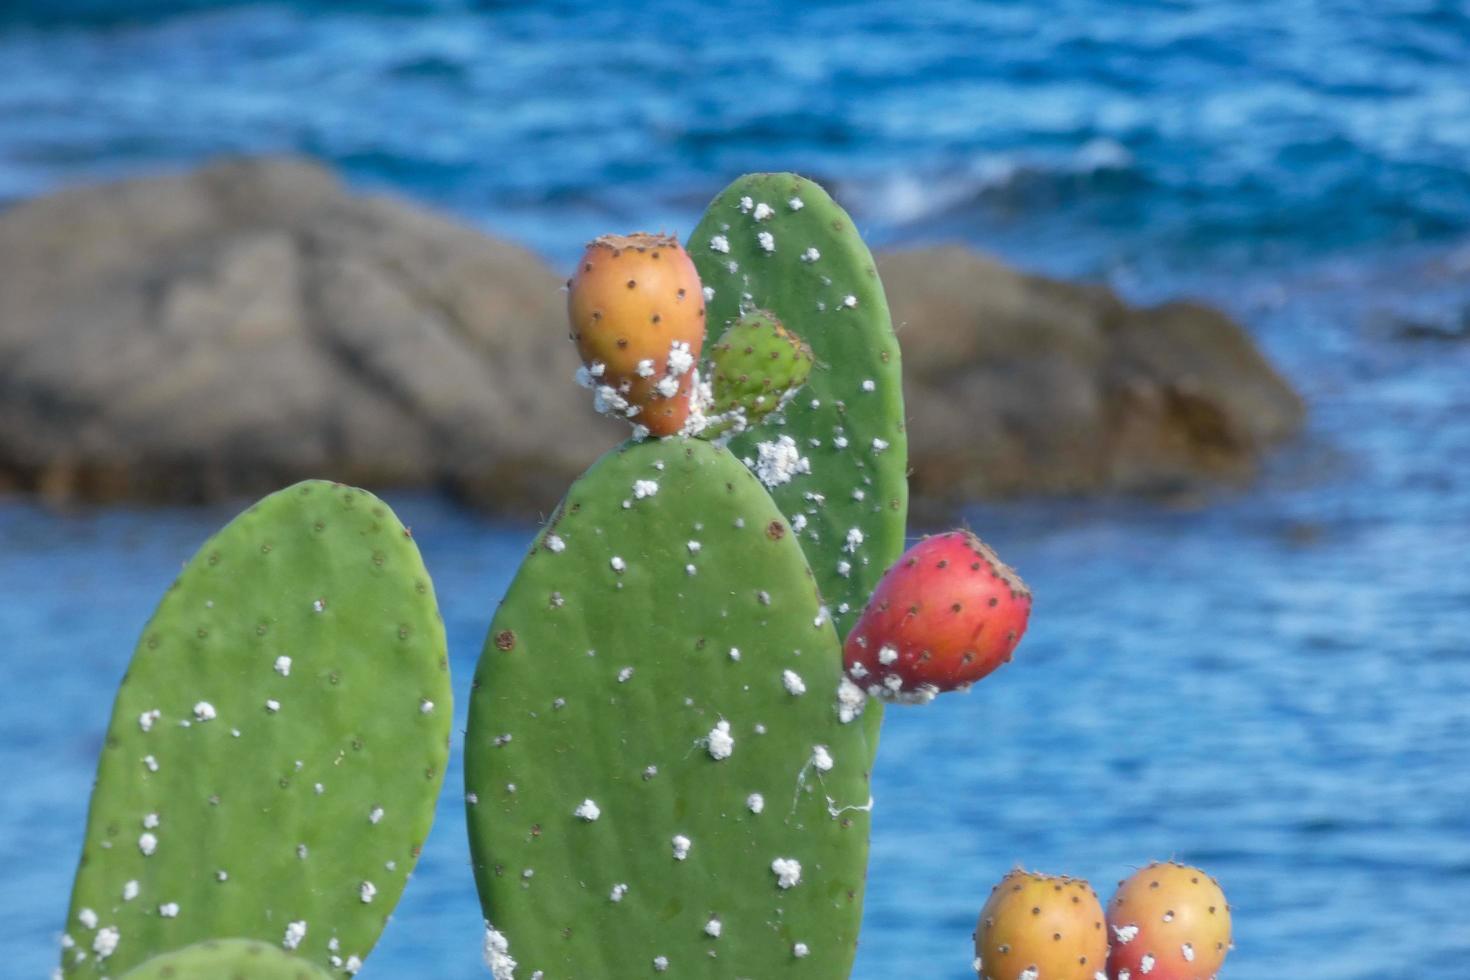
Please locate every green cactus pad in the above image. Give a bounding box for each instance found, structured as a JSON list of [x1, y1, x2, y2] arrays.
[[465, 438, 874, 978], [689, 174, 908, 645], [118, 939, 336, 980], [60, 482, 451, 978], [704, 309, 815, 437]]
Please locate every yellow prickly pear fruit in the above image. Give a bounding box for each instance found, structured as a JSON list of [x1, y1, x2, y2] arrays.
[[975, 869, 1110, 980], [568, 232, 705, 437], [1106, 861, 1232, 980]]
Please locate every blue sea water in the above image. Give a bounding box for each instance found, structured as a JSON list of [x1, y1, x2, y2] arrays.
[[2, 1, 1470, 978]]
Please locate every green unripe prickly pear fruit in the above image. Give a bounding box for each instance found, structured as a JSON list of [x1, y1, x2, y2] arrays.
[[703, 309, 815, 438]]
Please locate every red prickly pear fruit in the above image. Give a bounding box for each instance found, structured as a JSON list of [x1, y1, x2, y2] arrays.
[[1106, 861, 1232, 980], [974, 869, 1109, 980], [567, 231, 705, 437], [842, 530, 1030, 702]]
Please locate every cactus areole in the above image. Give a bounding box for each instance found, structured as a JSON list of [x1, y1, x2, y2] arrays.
[[843, 530, 1031, 702], [568, 231, 706, 437]]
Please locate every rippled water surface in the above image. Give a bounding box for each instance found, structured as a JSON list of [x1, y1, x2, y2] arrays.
[[2, 1, 1470, 977]]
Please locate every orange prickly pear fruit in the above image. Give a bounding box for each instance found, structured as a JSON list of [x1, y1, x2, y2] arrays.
[[567, 232, 705, 437], [974, 869, 1110, 980], [1106, 861, 1232, 979]]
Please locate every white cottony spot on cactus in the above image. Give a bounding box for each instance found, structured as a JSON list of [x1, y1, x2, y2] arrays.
[[138, 709, 160, 732], [704, 917, 722, 938], [158, 902, 179, 918], [636, 358, 656, 378], [833, 434, 849, 449], [1161, 911, 1174, 922], [848, 661, 869, 679], [593, 384, 632, 417], [747, 792, 765, 814], [274, 655, 291, 676], [216, 870, 229, 881], [811, 745, 834, 771], [610, 556, 626, 573], [345, 956, 363, 974], [653, 956, 669, 972], [78, 908, 98, 929], [771, 857, 802, 889], [845, 527, 865, 553], [143, 754, 159, 772], [138, 833, 157, 856], [483, 924, 516, 979], [610, 883, 628, 902], [420, 699, 435, 714], [122, 880, 138, 902], [844, 295, 860, 309], [574, 799, 601, 821], [753, 202, 774, 221], [1113, 923, 1139, 944], [265, 699, 280, 713], [860, 378, 875, 392], [706, 720, 734, 760], [789, 196, 804, 211], [297, 843, 308, 859], [545, 533, 565, 553], [702, 285, 715, 302], [574, 365, 594, 389], [686, 540, 702, 554], [1019, 969, 1039, 980], [618, 666, 634, 683], [836, 560, 852, 577], [671, 834, 692, 860], [668, 340, 694, 376], [1140, 954, 1155, 974], [872, 437, 890, 453], [793, 943, 810, 958], [92, 927, 119, 959], [738, 196, 753, 213], [283, 920, 307, 950], [709, 235, 730, 253], [656, 374, 680, 398], [1182, 943, 1195, 962], [633, 479, 659, 499], [728, 646, 741, 661], [192, 702, 216, 722], [878, 645, 898, 665], [782, 669, 806, 695], [142, 813, 159, 829], [313, 598, 325, 613], [1118, 971, 1132, 980], [836, 677, 868, 723], [367, 805, 385, 825], [791, 514, 808, 532], [360, 881, 377, 903], [801, 247, 820, 263], [757, 230, 775, 252], [753, 435, 811, 488]]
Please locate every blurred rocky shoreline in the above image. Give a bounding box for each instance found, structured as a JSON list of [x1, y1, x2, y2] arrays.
[[0, 157, 1303, 519]]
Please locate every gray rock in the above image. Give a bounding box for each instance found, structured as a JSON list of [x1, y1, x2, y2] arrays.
[[0, 156, 619, 512], [0, 159, 1303, 517], [880, 247, 1304, 512]]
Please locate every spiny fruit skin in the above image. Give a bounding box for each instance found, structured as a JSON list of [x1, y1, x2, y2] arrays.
[[974, 870, 1109, 980], [705, 309, 814, 437], [843, 530, 1030, 702], [568, 232, 705, 437], [1106, 862, 1231, 980]]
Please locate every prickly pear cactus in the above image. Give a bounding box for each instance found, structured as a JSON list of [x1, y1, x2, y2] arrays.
[[119, 939, 335, 980], [60, 482, 451, 978], [705, 309, 815, 436], [689, 174, 908, 645], [465, 439, 874, 978]]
